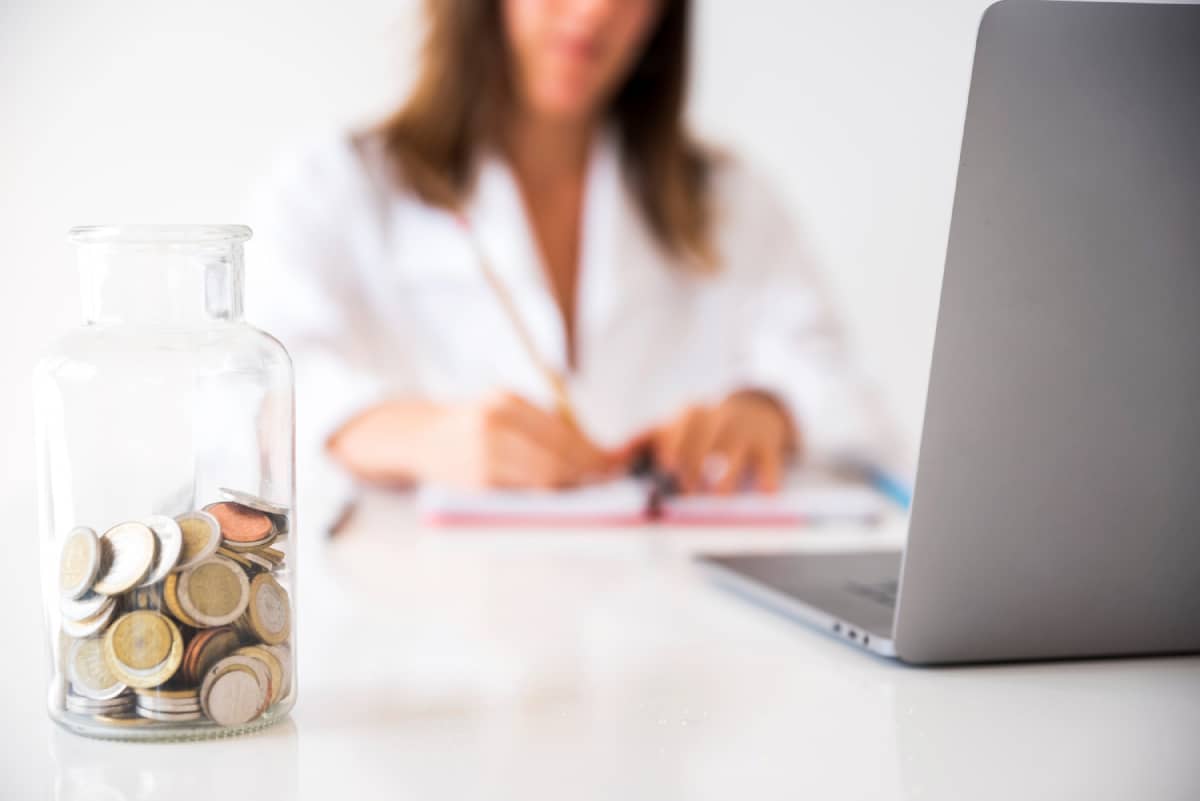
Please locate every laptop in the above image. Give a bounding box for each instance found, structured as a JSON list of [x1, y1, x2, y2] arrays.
[[698, 0, 1200, 664]]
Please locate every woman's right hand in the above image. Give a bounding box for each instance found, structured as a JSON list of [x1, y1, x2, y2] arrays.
[[328, 392, 626, 489]]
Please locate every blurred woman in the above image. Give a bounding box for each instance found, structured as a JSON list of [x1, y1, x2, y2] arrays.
[[250, 0, 885, 509]]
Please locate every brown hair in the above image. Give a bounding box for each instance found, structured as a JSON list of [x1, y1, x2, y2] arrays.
[[374, 0, 716, 268]]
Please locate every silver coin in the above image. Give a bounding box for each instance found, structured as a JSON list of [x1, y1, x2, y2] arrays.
[[218, 488, 290, 517], [242, 551, 275, 572], [66, 695, 133, 712], [59, 526, 102, 600], [61, 591, 113, 622], [134, 692, 200, 712], [66, 637, 127, 700], [61, 599, 118, 638], [265, 643, 292, 697], [93, 522, 158, 595], [66, 693, 135, 713], [201, 656, 268, 726], [139, 515, 183, 586], [135, 706, 203, 722]]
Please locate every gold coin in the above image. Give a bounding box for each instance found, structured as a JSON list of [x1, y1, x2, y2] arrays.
[[259, 547, 286, 565], [163, 574, 202, 628], [244, 573, 290, 646], [59, 526, 101, 600], [107, 611, 173, 670], [174, 511, 222, 570], [92, 714, 150, 727], [66, 637, 126, 700], [103, 611, 184, 689], [216, 547, 254, 569], [178, 556, 250, 627], [93, 522, 157, 595]]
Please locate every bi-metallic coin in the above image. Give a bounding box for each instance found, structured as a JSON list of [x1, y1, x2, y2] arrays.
[[59, 526, 102, 600], [93, 522, 157, 595]]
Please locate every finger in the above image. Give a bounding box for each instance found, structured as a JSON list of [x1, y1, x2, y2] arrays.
[[494, 395, 594, 467], [695, 406, 747, 490], [653, 407, 700, 473], [677, 411, 717, 493], [484, 429, 566, 489], [756, 443, 783, 493], [714, 443, 751, 495]]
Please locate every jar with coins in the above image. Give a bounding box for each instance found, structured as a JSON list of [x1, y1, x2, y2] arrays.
[[35, 225, 296, 740]]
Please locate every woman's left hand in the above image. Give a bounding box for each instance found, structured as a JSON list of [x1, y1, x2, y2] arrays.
[[648, 391, 798, 494]]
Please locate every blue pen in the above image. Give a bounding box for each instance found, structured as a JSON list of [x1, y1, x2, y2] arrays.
[[863, 464, 912, 510]]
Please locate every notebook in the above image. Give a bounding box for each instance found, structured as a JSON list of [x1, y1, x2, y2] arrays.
[[417, 469, 890, 526], [418, 478, 654, 525]]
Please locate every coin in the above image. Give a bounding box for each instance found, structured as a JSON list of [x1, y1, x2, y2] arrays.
[[61, 591, 113, 623], [66, 694, 135, 716], [219, 532, 277, 552], [129, 584, 164, 611], [203, 502, 275, 544], [59, 526, 102, 600], [163, 573, 202, 628], [200, 659, 266, 726], [103, 610, 183, 688], [258, 547, 286, 566], [235, 645, 284, 705], [136, 707, 203, 722], [265, 643, 292, 701], [182, 626, 241, 684], [135, 688, 200, 712], [66, 637, 127, 700], [61, 598, 118, 638], [241, 551, 275, 572], [91, 713, 149, 726], [242, 573, 290, 646], [177, 556, 250, 627], [218, 488, 289, 517], [93, 522, 157, 595], [139, 515, 183, 586], [174, 511, 222, 570], [216, 546, 255, 570]]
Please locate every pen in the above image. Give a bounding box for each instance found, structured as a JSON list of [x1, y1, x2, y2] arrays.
[[455, 213, 580, 430], [862, 464, 912, 510]]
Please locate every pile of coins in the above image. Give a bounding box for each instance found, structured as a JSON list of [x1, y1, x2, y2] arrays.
[[56, 488, 293, 731]]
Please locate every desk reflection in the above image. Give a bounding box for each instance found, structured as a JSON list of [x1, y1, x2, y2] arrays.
[[51, 719, 298, 801]]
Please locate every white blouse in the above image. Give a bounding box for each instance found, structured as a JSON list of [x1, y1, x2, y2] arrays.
[[246, 130, 894, 526]]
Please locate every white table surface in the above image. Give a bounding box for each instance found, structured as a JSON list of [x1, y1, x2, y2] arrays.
[[3, 491, 1198, 800]]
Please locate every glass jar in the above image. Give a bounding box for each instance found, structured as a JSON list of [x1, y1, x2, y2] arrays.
[[35, 225, 296, 741]]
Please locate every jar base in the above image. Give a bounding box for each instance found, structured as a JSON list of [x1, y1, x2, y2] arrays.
[[52, 703, 292, 743]]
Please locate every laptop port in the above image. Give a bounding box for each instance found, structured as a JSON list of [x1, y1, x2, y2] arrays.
[[832, 622, 842, 633], [848, 630, 857, 641]]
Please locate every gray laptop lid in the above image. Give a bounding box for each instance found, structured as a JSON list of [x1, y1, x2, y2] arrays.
[[894, 0, 1200, 663]]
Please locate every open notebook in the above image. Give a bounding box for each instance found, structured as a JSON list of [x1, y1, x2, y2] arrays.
[[417, 469, 891, 526]]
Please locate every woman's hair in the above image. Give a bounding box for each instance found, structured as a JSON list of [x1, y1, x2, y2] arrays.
[[374, 0, 715, 268]]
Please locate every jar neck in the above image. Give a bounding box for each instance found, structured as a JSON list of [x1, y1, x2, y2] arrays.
[[78, 242, 245, 325]]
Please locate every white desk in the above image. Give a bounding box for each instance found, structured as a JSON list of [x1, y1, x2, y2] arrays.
[[3, 491, 1198, 800]]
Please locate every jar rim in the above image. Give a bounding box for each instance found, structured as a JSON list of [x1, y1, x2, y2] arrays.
[[68, 225, 253, 245]]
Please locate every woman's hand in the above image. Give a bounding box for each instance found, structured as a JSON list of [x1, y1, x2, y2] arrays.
[[329, 392, 627, 489], [649, 391, 797, 494]]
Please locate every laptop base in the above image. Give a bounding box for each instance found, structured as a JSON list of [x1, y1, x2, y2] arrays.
[[699, 551, 903, 658]]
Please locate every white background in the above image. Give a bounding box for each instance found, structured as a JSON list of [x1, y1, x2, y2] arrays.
[[0, 0, 998, 494]]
